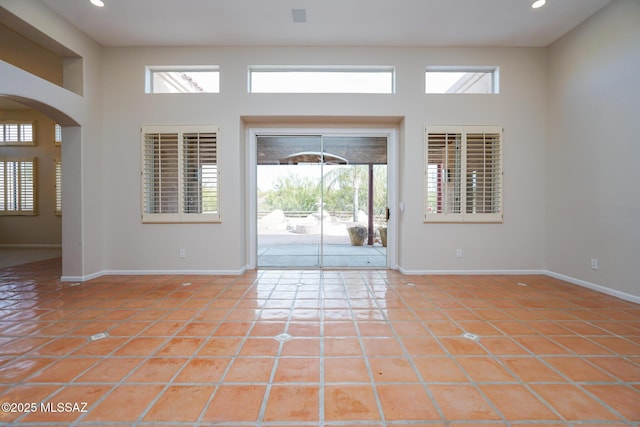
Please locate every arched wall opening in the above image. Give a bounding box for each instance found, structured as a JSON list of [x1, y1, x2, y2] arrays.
[[0, 94, 82, 277]]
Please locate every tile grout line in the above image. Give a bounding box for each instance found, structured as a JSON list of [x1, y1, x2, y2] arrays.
[[318, 272, 326, 427], [10, 321, 134, 426], [77, 276, 239, 425], [256, 269, 292, 426], [379, 274, 450, 425], [192, 270, 278, 426], [345, 270, 388, 426], [458, 305, 568, 423], [392, 276, 567, 425], [1, 267, 639, 426]]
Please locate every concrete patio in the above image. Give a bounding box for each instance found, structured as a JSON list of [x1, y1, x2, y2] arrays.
[[257, 232, 386, 268]]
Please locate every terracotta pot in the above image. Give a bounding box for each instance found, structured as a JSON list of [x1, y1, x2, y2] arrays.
[[347, 226, 367, 246], [378, 227, 387, 247]]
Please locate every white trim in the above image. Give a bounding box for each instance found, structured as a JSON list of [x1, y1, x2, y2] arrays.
[[104, 268, 248, 276], [545, 270, 640, 304], [398, 268, 544, 276], [61, 270, 104, 282], [247, 125, 398, 270], [61, 266, 248, 282]]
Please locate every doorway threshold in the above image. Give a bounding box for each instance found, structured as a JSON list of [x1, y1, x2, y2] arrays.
[[258, 243, 386, 268]]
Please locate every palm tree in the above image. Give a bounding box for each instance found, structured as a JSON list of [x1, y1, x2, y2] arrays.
[[323, 165, 387, 222], [323, 165, 368, 222]]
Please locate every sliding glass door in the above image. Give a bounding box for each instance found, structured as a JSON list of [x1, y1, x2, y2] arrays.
[[256, 134, 387, 268], [257, 135, 324, 267]]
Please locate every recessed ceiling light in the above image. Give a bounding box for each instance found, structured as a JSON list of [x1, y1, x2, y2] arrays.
[[90, 0, 105, 7], [531, 0, 546, 8], [292, 9, 307, 23]]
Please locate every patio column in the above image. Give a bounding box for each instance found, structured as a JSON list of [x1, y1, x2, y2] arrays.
[[368, 163, 374, 245]]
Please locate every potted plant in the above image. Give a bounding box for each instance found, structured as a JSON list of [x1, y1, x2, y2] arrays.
[[347, 225, 367, 246], [378, 226, 387, 247]]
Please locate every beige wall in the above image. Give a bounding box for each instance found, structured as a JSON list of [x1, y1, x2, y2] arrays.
[[0, 0, 104, 280], [0, 108, 61, 245], [547, 0, 640, 298], [100, 45, 547, 273], [0, 22, 63, 86]]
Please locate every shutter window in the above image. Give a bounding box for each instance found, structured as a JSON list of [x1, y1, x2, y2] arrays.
[[425, 126, 502, 222], [144, 131, 180, 215], [466, 131, 501, 215], [54, 124, 62, 146], [55, 160, 62, 215], [426, 132, 462, 217], [183, 131, 218, 215], [0, 158, 38, 215], [1, 122, 35, 145], [142, 125, 220, 223]]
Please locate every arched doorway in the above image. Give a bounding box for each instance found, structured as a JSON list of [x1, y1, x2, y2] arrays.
[[0, 95, 78, 269]]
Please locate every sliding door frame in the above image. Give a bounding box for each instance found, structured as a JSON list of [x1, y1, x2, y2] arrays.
[[247, 126, 398, 270]]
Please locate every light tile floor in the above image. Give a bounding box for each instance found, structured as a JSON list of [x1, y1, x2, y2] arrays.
[[1, 258, 639, 426]]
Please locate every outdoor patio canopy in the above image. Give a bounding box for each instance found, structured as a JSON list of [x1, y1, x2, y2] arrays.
[[257, 136, 388, 165]]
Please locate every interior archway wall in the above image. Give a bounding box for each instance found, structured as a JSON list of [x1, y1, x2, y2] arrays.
[[0, 91, 83, 279]]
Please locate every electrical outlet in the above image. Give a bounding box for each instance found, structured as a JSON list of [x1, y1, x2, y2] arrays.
[[179, 249, 186, 258], [590, 258, 599, 270], [456, 249, 463, 258]]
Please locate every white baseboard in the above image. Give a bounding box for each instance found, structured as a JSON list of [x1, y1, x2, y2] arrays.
[[398, 268, 545, 276], [61, 270, 104, 283], [103, 267, 249, 276], [61, 266, 248, 282], [545, 270, 640, 304]]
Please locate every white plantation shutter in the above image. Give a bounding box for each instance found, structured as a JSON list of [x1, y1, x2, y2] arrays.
[[426, 131, 462, 220], [143, 129, 180, 217], [54, 124, 62, 146], [19, 160, 35, 211], [0, 122, 34, 145], [142, 125, 220, 223], [425, 125, 502, 222], [20, 123, 33, 143], [55, 160, 62, 215], [466, 130, 501, 216], [183, 131, 218, 215], [0, 158, 38, 215]]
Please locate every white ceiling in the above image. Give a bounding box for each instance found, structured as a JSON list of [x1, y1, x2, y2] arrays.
[[39, 0, 612, 48]]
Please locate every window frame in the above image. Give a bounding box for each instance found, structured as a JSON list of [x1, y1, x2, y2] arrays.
[[425, 125, 503, 223], [425, 66, 499, 94], [248, 65, 396, 94], [0, 121, 35, 146], [141, 124, 220, 223], [0, 157, 38, 216], [145, 66, 220, 94]]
